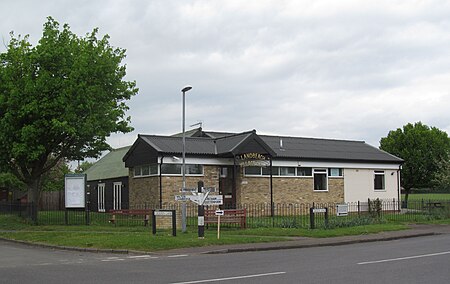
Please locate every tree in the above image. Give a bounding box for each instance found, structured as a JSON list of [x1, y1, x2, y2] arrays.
[[433, 158, 450, 191], [0, 17, 138, 221], [74, 161, 95, 174], [380, 122, 450, 203], [41, 159, 71, 192], [0, 172, 26, 192]]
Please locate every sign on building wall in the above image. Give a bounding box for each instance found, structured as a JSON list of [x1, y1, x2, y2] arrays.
[[64, 174, 86, 208], [236, 152, 270, 167]]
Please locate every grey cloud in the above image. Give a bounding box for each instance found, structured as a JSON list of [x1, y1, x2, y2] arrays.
[[1, 0, 450, 151]]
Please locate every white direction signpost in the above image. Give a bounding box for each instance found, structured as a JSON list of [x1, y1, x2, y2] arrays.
[[175, 183, 224, 239], [215, 210, 224, 239], [175, 193, 223, 206], [202, 195, 223, 206]]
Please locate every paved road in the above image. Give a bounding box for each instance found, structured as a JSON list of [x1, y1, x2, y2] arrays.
[[1, 234, 449, 283]]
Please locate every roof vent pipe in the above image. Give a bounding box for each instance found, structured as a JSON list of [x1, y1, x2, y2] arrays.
[[214, 140, 218, 155], [280, 138, 284, 150]]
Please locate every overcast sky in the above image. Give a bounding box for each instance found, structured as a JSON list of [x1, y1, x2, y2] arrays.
[[2, 0, 450, 150]]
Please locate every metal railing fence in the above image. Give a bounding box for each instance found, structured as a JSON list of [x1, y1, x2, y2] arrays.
[[1, 199, 449, 228]]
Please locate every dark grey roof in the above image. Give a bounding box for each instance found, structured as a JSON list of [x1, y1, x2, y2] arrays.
[[202, 131, 236, 139], [259, 135, 402, 163], [133, 130, 403, 164], [214, 131, 254, 153], [140, 135, 216, 155]]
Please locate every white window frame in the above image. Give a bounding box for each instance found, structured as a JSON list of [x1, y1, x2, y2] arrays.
[[374, 170, 385, 191], [243, 166, 262, 176], [328, 168, 343, 177], [244, 166, 313, 177], [97, 183, 105, 212], [297, 167, 313, 177], [113, 182, 122, 210], [134, 164, 158, 177], [313, 168, 328, 191], [160, 164, 204, 176]]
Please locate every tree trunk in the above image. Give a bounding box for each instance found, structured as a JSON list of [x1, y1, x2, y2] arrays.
[[403, 187, 411, 208], [27, 178, 41, 224]]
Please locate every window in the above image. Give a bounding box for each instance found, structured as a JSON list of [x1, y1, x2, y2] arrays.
[[149, 164, 158, 175], [160, 164, 203, 175], [186, 164, 203, 175], [161, 164, 181, 175], [314, 169, 328, 191], [142, 165, 150, 176], [262, 166, 279, 176], [297, 167, 312, 176], [134, 164, 158, 177], [97, 183, 105, 212], [244, 166, 261, 175], [113, 182, 122, 210], [244, 166, 281, 176], [280, 167, 295, 176], [328, 168, 343, 177], [374, 171, 385, 190]]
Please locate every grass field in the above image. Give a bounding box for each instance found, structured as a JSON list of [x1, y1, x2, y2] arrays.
[[0, 214, 410, 252], [402, 193, 450, 201]]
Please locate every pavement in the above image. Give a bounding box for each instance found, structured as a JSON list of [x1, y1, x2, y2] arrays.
[[161, 224, 450, 255], [1, 224, 449, 256]]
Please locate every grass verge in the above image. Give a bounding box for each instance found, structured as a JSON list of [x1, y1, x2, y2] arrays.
[[0, 214, 413, 252]]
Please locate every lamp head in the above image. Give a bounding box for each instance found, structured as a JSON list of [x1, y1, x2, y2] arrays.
[[181, 85, 192, 93]]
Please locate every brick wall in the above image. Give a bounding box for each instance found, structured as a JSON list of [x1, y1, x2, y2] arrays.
[[129, 166, 220, 206], [128, 169, 159, 207], [129, 166, 344, 208], [238, 172, 344, 205]]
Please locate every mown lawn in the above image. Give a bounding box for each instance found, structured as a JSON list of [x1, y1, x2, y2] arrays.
[[0, 214, 410, 252], [401, 193, 450, 201]]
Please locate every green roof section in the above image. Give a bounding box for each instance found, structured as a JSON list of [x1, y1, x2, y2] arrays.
[[84, 146, 131, 181]]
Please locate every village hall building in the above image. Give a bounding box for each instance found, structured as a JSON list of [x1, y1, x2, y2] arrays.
[[122, 128, 403, 209]]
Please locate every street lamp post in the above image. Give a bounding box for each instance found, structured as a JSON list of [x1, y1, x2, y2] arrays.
[[181, 85, 192, 233]]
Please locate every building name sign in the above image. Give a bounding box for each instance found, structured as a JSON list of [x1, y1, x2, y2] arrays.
[[236, 152, 270, 167]]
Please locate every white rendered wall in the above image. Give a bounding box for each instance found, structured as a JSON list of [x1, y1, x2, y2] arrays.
[[344, 169, 399, 203]]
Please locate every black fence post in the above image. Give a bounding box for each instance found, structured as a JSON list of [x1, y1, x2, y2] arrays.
[[198, 180, 205, 239], [172, 210, 177, 237], [85, 191, 90, 226], [325, 207, 329, 228], [309, 207, 315, 229], [152, 209, 156, 235]]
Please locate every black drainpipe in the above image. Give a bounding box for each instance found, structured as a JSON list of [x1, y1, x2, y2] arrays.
[[397, 164, 401, 211], [159, 155, 164, 208]]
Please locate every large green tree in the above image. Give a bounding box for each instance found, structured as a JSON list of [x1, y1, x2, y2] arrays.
[[0, 17, 138, 221], [380, 122, 450, 203]]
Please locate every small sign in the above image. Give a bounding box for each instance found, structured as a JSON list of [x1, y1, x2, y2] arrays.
[[198, 216, 204, 226], [176, 193, 223, 205], [180, 188, 198, 192], [203, 195, 224, 205], [154, 210, 173, 216], [203, 187, 217, 193], [312, 208, 326, 213], [215, 210, 224, 216], [181, 187, 217, 193], [175, 195, 198, 202], [336, 204, 348, 216]]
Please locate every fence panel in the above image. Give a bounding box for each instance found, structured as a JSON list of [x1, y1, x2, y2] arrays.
[[3, 199, 449, 228]]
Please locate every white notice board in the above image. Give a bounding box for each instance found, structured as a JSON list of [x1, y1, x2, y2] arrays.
[[65, 174, 86, 208]]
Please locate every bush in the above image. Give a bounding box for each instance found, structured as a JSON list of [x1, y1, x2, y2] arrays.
[[324, 216, 382, 229]]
